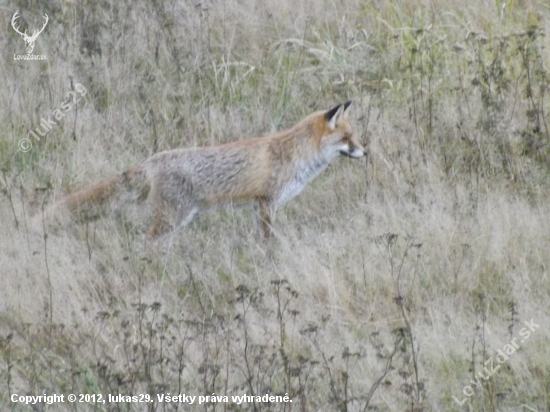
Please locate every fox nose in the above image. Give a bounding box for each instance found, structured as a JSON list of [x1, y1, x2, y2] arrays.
[[349, 146, 367, 158]]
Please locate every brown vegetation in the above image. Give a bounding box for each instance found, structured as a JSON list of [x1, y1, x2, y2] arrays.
[[1, 0, 549, 410]]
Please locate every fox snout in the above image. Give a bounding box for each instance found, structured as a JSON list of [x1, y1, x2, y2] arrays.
[[340, 141, 366, 158], [338, 136, 367, 159]]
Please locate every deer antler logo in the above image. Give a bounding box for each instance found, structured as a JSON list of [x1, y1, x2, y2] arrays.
[[11, 10, 49, 54]]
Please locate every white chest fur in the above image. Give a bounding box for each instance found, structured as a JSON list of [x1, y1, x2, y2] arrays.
[[276, 148, 339, 206]]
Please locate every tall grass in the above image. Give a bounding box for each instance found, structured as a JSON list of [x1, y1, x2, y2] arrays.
[[1, 0, 549, 410]]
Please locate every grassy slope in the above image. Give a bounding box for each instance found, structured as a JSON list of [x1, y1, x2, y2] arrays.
[[1, 0, 549, 410]]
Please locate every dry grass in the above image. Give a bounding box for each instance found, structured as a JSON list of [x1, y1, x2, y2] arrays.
[[1, 0, 550, 410]]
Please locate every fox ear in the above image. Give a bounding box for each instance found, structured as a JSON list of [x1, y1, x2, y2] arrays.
[[325, 104, 345, 130], [343, 100, 352, 118]]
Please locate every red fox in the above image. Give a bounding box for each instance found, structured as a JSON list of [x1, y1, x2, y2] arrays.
[[48, 101, 366, 241]]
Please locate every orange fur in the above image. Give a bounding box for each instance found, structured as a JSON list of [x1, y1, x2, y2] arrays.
[[45, 102, 365, 241]]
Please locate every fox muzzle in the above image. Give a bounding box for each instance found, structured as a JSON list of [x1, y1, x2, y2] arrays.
[[341, 146, 366, 158]]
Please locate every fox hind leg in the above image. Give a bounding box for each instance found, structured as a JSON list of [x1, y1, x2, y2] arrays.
[[147, 173, 197, 239], [147, 203, 198, 238], [148, 205, 170, 238]]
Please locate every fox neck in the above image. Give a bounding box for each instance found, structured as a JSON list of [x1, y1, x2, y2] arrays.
[[276, 144, 340, 206]]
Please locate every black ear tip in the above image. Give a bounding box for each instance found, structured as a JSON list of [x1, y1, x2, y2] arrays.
[[324, 104, 341, 121], [325, 101, 352, 120]]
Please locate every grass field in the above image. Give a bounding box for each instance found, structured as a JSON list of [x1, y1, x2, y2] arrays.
[[1, 0, 550, 410]]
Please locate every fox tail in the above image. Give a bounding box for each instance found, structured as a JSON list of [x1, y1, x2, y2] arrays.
[[40, 166, 145, 225]]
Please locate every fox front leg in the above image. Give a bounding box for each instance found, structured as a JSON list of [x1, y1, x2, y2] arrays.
[[258, 198, 275, 242]]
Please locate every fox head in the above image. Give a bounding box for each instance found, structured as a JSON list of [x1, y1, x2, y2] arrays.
[[318, 101, 366, 159]]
